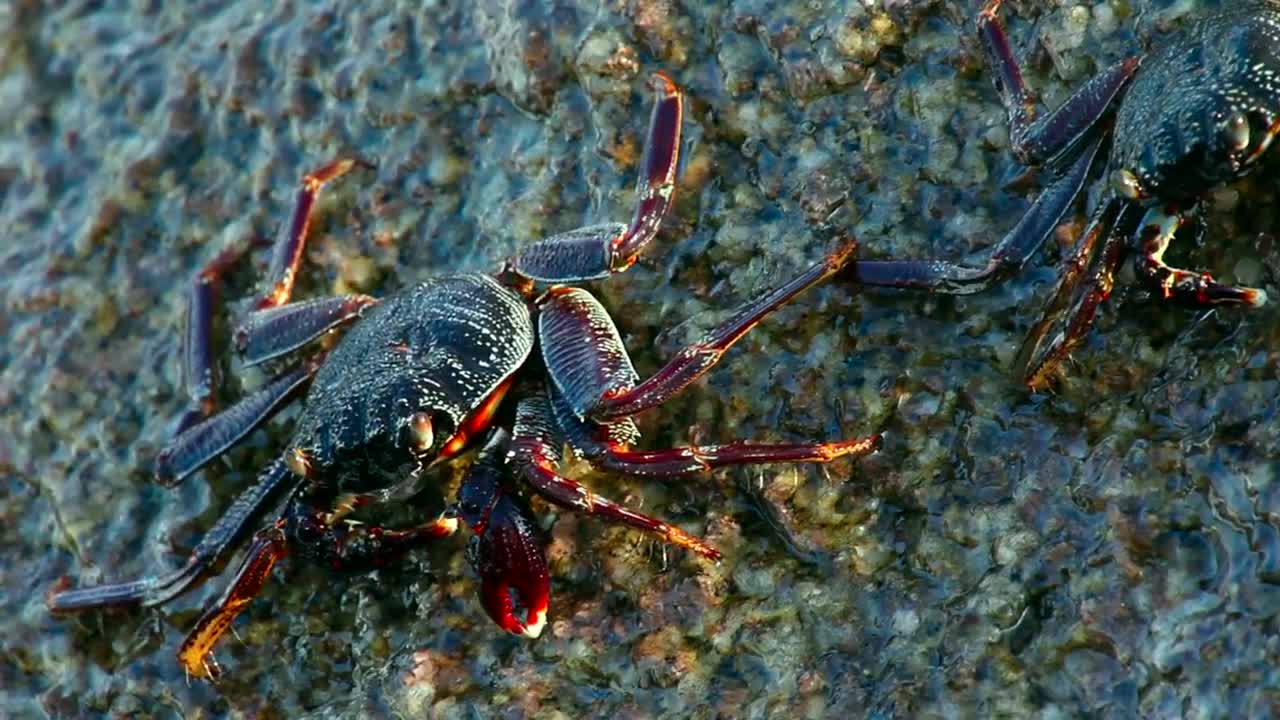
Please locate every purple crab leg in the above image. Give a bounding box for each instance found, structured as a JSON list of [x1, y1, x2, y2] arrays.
[[553, 381, 880, 476], [234, 294, 378, 366], [257, 158, 371, 310], [175, 243, 249, 435], [511, 71, 682, 283], [1019, 202, 1137, 389], [154, 359, 321, 487], [1134, 206, 1269, 307], [511, 393, 722, 560], [175, 491, 458, 680], [537, 284, 879, 476], [978, 0, 1139, 167], [47, 459, 295, 614], [851, 133, 1102, 293], [573, 239, 856, 422]]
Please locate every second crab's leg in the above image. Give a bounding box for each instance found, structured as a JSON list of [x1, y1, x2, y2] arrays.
[[510, 71, 682, 284], [47, 460, 296, 613], [977, 0, 1139, 167], [1134, 206, 1269, 307], [511, 393, 722, 560], [541, 239, 856, 423], [850, 134, 1102, 293], [1018, 203, 1138, 389]]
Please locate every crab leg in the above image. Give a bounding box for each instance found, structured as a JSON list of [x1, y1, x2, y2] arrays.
[[235, 294, 378, 366], [175, 243, 250, 435], [511, 393, 722, 560], [850, 134, 1102, 293], [177, 525, 287, 680], [538, 281, 880, 475], [257, 158, 371, 310], [978, 0, 1139, 167], [283, 501, 459, 571], [547, 240, 849, 420], [1134, 206, 1269, 307], [48, 460, 295, 613], [1018, 202, 1138, 389], [512, 71, 682, 283], [154, 359, 321, 487], [591, 436, 881, 477], [176, 494, 458, 680]]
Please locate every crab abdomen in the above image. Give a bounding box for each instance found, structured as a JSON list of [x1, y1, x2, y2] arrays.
[[1111, 4, 1280, 200], [291, 273, 533, 492]]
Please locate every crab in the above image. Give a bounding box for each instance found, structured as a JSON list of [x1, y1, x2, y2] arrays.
[[849, 0, 1279, 387], [47, 72, 880, 680]]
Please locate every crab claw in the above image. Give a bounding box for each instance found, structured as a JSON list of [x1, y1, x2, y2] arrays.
[[458, 430, 551, 638], [467, 493, 551, 639]]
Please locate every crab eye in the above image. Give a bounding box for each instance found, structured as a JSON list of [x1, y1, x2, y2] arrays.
[[1224, 111, 1250, 154], [1113, 169, 1145, 200], [406, 412, 435, 453]]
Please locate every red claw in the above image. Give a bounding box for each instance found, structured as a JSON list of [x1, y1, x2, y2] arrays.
[[468, 493, 551, 638]]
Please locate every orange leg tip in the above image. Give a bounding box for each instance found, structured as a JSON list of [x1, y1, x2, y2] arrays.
[[649, 70, 679, 97], [45, 578, 72, 611]]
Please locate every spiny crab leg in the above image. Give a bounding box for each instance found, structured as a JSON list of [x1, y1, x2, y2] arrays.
[[512, 394, 722, 560], [176, 243, 250, 435], [181, 499, 459, 680], [613, 70, 683, 266], [591, 436, 882, 477], [48, 460, 295, 613], [850, 133, 1103, 293], [511, 71, 682, 283], [848, 0, 1138, 295], [178, 525, 288, 681], [1018, 203, 1138, 389]]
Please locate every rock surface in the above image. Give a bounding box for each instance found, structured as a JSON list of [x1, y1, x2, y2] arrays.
[[3, 1, 1278, 717]]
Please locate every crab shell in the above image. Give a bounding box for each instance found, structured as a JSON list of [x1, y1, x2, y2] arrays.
[[288, 274, 532, 495], [1111, 3, 1280, 203]]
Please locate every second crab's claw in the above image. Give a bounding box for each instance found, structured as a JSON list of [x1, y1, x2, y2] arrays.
[[466, 493, 550, 639]]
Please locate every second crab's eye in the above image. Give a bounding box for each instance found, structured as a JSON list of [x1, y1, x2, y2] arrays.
[[1224, 111, 1251, 154]]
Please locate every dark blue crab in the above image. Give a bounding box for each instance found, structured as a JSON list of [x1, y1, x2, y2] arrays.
[[851, 0, 1279, 387], [47, 73, 879, 679]]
